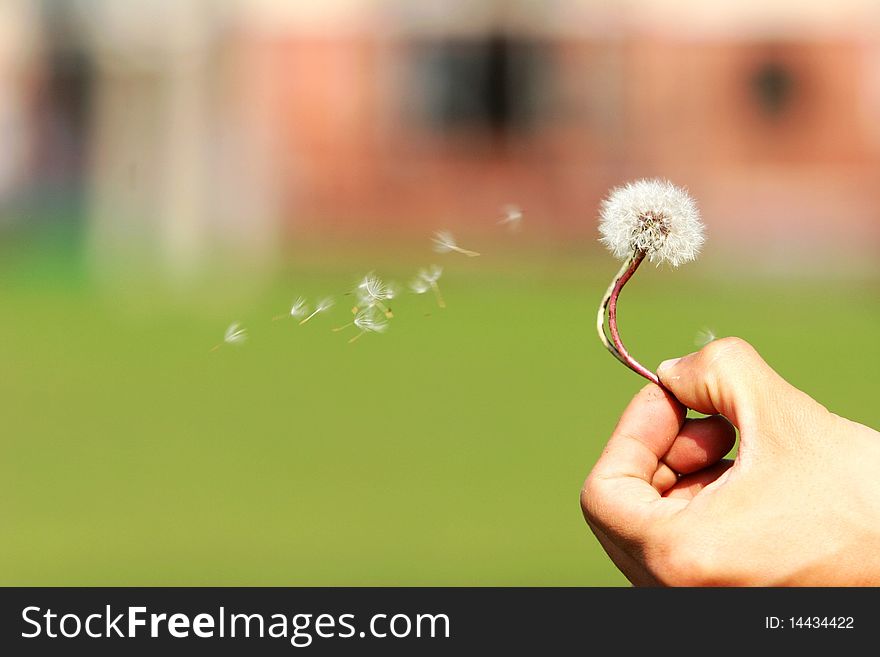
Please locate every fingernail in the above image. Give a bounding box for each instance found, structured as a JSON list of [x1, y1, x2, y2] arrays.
[[657, 357, 681, 376]]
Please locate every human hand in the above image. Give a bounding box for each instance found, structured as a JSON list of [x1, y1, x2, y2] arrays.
[[581, 337, 880, 585]]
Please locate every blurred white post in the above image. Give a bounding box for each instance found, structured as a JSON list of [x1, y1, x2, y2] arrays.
[[86, 1, 205, 280], [0, 0, 41, 207], [84, 0, 281, 284]]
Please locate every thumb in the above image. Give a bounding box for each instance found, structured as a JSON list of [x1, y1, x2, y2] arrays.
[[656, 337, 805, 435]]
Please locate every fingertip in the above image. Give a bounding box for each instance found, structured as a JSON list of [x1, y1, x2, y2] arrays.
[[657, 351, 698, 383], [599, 383, 686, 477], [657, 357, 681, 377], [663, 415, 737, 475], [657, 337, 773, 422], [629, 382, 686, 429], [635, 380, 678, 403]]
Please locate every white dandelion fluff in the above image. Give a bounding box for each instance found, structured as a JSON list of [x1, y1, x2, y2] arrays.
[[355, 272, 396, 318], [334, 307, 388, 343], [410, 278, 430, 295], [299, 296, 334, 325], [598, 179, 704, 267], [224, 322, 247, 344], [274, 296, 309, 321], [499, 204, 523, 231], [596, 179, 707, 386], [212, 321, 247, 351], [289, 297, 309, 319], [420, 264, 443, 284], [432, 230, 480, 257], [353, 309, 388, 335], [410, 265, 445, 308], [694, 327, 717, 347], [358, 273, 396, 303]]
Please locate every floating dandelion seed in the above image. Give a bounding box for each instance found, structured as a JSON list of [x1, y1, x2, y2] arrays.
[[410, 278, 430, 295], [358, 272, 395, 302], [420, 264, 442, 284], [289, 297, 308, 319], [211, 322, 247, 351], [272, 296, 309, 321], [333, 308, 388, 343], [355, 272, 396, 318], [351, 309, 388, 343], [225, 322, 247, 344], [410, 265, 445, 308], [299, 297, 334, 325], [694, 327, 717, 347], [499, 204, 523, 231], [596, 179, 705, 385], [432, 230, 480, 257]]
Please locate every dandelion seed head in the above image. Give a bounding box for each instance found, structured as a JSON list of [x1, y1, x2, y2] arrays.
[[289, 296, 308, 318], [224, 322, 247, 345], [353, 308, 388, 334], [598, 179, 704, 267]]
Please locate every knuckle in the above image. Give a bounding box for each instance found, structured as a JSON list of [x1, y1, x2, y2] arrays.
[[579, 473, 603, 520], [700, 336, 754, 364], [699, 337, 758, 387]]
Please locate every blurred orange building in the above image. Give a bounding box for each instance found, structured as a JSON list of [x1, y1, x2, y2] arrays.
[[4, 1, 880, 270], [248, 1, 880, 256]]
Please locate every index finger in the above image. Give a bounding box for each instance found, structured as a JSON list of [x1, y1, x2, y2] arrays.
[[582, 384, 686, 538]]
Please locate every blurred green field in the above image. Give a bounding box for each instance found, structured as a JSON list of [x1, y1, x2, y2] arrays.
[[1, 242, 878, 585]]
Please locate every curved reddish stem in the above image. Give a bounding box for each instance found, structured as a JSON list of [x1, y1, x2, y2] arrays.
[[607, 250, 661, 386]]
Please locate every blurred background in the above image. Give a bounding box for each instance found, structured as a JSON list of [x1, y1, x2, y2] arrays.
[[1, 0, 879, 585]]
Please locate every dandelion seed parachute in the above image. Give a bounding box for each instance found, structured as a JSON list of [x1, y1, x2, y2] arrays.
[[499, 204, 523, 231], [299, 297, 334, 325], [410, 278, 431, 295], [410, 264, 445, 308], [355, 273, 396, 318], [417, 265, 439, 284], [358, 273, 395, 304], [273, 297, 309, 321], [344, 307, 389, 343], [354, 308, 388, 334], [289, 297, 309, 318], [224, 322, 247, 345], [694, 328, 717, 347], [432, 230, 457, 254], [596, 179, 704, 385], [432, 230, 480, 257]]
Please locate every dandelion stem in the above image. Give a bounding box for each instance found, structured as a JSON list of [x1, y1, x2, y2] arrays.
[[332, 321, 354, 332], [271, 314, 286, 322], [348, 331, 365, 344], [299, 309, 320, 325], [452, 245, 480, 257], [431, 282, 446, 308], [599, 250, 662, 386], [375, 300, 394, 318], [210, 344, 221, 352], [597, 257, 632, 366]]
